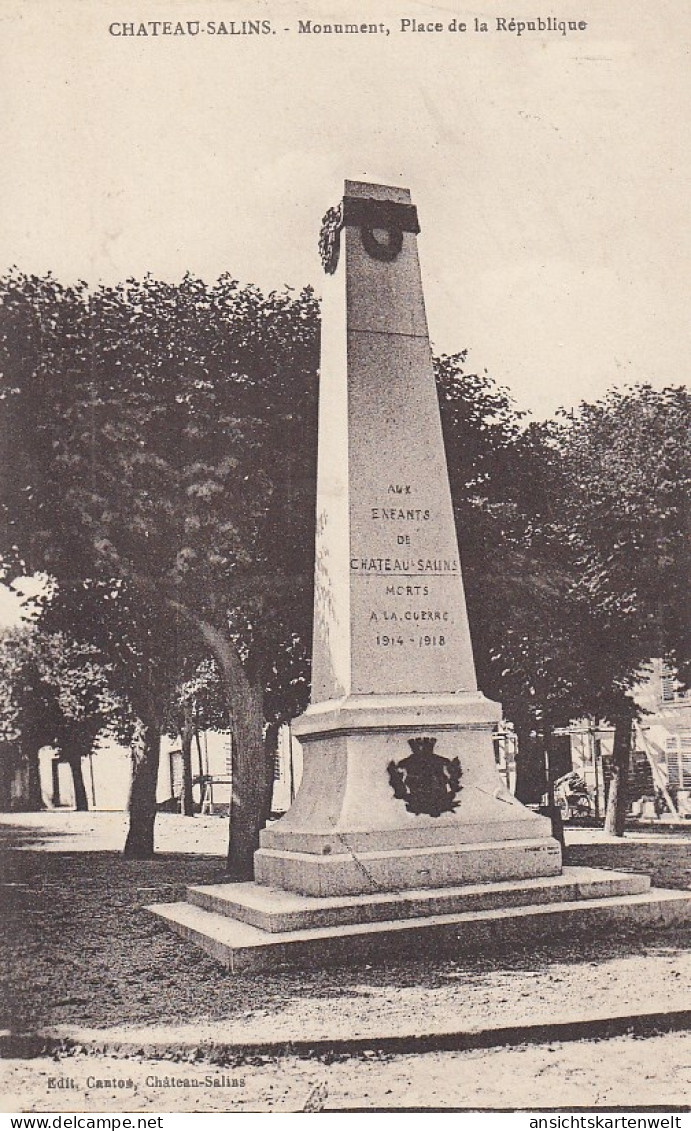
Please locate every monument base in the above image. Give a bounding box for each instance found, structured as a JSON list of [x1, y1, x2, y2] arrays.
[[148, 867, 691, 973], [256, 692, 562, 896], [255, 838, 560, 898]]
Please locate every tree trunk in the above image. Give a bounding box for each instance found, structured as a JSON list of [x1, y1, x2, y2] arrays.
[[124, 710, 162, 858], [262, 723, 280, 826], [178, 707, 195, 817], [189, 618, 273, 881], [65, 753, 89, 811], [51, 756, 62, 807], [604, 712, 633, 837], [0, 742, 20, 811], [21, 740, 44, 811], [539, 722, 566, 853], [227, 676, 269, 880], [541, 723, 555, 809], [194, 720, 205, 782], [513, 721, 546, 805]]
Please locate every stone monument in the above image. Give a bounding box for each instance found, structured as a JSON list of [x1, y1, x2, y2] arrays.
[[151, 182, 691, 970], [254, 180, 561, 897]]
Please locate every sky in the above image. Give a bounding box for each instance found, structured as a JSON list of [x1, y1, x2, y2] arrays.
[[1, 0, 689, 631], [1, 0, 688, 425]]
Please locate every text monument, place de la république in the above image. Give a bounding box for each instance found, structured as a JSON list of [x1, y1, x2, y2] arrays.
[[152, 182, 691, 970]]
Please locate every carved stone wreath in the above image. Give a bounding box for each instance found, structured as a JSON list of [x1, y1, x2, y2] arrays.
[[346, 196, 419, 265], [360, 224, 403, 262], [318, 203, 343, 275], [319, 195, 420, 273], [387, 736, 462, 817]]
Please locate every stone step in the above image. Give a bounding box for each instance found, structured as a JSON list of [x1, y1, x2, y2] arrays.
[[185, 866, 651, 933], [253, 835, 563, 897], [149, 886, 691, 974]]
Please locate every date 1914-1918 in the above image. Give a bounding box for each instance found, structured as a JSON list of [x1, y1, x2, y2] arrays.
[[377, 635, 446, 647]]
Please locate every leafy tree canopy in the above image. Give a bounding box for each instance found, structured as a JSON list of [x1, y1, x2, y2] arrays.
[[0, 270, 319, 861]]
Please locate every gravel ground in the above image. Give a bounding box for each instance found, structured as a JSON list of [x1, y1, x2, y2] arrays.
[[3, 1030, 691, 1112], [1, 811, 690, 1112]]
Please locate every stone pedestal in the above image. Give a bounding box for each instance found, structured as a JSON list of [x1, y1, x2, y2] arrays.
[[255, 181, 561, 896], [256, 693, 560, 896]]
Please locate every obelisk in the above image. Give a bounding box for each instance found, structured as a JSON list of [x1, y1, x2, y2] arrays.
[[255, 181, 561, 897]]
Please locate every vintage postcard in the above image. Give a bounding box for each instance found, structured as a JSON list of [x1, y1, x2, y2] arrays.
[[1, 0, 689, 1117]]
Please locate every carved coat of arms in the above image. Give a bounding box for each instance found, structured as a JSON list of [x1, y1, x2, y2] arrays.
[[387, 736, 462, 817]]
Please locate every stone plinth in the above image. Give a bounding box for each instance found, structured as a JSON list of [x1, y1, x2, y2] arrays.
[[150, 869, 691, 973], [185, 868, 652, 932], [256, 181, 560, 896]]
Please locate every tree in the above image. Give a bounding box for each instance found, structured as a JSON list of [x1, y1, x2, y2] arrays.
[[435, 362, 691, 829], [32, 576, 178, 852], [0, 270, 319, 868], [10, 270, 683, 866], [165, 658, 231, 817], [0, 624, 121, 811], [436, 356, 596, 800], [552, 385, 691, 834], [0, 628, 52, 810], [49, 633, 126, 810]]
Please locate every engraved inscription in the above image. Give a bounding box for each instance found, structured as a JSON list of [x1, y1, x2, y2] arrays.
[[371, 507, 431, 520], [353, 476, 457, 653], [350, 557, 458, 572]]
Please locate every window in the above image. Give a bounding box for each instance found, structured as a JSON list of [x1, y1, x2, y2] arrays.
[[660, 665, 690, 704], [665, 735, 691, 789]]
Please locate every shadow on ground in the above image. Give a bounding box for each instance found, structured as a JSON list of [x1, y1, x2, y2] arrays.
[[1, 824, 690, 1034], [0, 822, 87, 849], [566, 840, 691, 890]]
